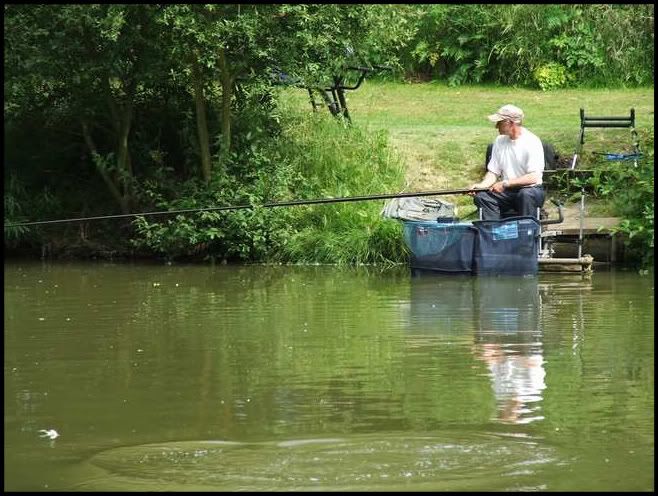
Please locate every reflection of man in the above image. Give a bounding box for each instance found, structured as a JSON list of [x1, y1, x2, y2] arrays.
[[472, 277, 546, 424], [476, 343, 546, 424]]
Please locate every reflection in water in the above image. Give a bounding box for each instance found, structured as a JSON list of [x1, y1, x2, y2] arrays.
[[409, 275, 546, 425], [4, 263, 652, 491], [473, 277, 544, 424]]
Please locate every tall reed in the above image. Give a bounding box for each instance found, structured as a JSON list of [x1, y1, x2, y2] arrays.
[[273, 111, 409, 265]]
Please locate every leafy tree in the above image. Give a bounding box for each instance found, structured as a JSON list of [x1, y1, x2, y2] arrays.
[[5, 4, 170, 213]]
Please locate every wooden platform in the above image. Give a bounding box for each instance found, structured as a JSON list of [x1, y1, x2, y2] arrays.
[[540, 201, 624, 267], [538, 255, 593, 273], [543, 202, 621, 235]]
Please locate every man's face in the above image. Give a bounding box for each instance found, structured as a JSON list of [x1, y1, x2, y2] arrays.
[[496, 120, 514, 136]]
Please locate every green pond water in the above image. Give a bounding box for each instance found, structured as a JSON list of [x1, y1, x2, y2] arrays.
[[4, 261, 654, 491]]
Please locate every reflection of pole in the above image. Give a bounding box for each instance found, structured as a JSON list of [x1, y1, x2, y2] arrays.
[[538, 284, 544, 333], [578, 187, 585, 259], [573, 285, 585, 359]]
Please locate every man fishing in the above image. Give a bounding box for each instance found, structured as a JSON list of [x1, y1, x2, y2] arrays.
[[468, 104, 545, 220]]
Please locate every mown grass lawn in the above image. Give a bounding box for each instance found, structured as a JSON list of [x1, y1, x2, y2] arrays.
[[281, 81, 653, 215]]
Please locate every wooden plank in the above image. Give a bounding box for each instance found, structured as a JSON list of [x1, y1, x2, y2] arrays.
[[543, 201, 620, 235], [538, 255, 593, 273]]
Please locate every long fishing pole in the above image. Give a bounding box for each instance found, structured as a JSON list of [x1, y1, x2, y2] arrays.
[[4, 187, 487, 228]]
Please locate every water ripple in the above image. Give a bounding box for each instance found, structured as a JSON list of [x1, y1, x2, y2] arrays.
[[82, 432, 557, 491]]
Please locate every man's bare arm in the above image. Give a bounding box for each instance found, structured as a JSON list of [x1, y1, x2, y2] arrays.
[[505, 171, 541, 188], [471, 171, 498, 190]]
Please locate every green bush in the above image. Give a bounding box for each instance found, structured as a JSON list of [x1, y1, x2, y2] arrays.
[[130, 110, 408, 265], [401, 4, 653, 88], [583, 128, 654, 267], [130, 153, 298, 262], [533, 63, 568, 91]]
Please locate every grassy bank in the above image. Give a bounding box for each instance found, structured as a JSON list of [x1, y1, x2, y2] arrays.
[[280, 82, 654, 216], [8, 82, 652, 266], [271, 113, 409, 266]]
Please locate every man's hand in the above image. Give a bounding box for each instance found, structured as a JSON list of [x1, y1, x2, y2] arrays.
[[490, 181, 506, 194], [466, 184, 481, 197], [467, 172, 498, 196]]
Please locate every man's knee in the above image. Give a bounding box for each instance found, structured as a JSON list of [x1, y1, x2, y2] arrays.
[[518, 187, 544, 207], [473, 191, 489, 207]]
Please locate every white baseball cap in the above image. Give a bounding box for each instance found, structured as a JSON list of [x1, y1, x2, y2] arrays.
[[487, 104, 524, 123]]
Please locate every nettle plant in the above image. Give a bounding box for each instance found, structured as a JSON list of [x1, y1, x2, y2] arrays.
[[533, 63, 567, 91]]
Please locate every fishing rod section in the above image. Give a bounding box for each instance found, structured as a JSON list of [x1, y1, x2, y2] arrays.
[[4, 188, 488, 228]]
